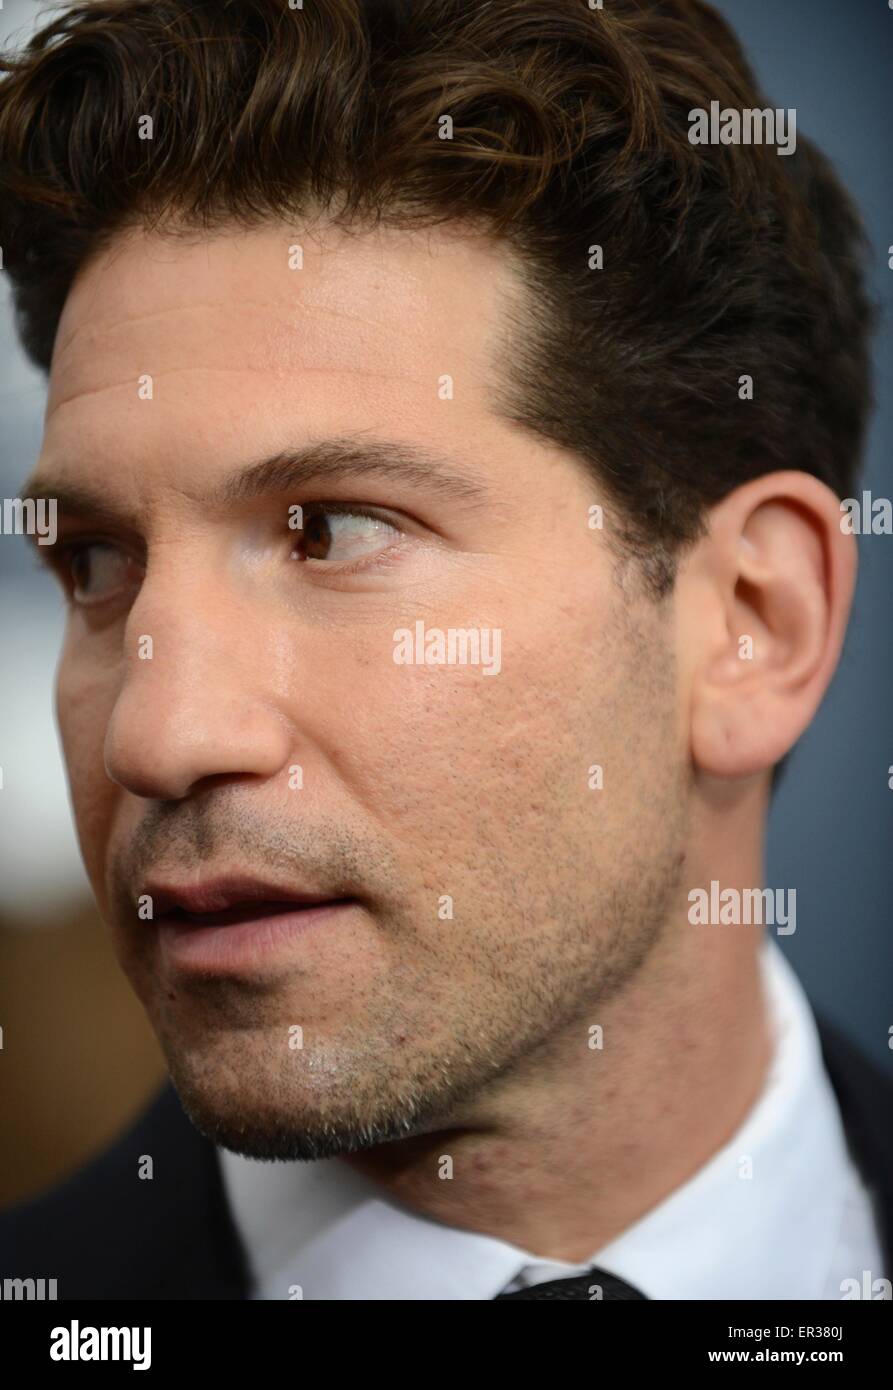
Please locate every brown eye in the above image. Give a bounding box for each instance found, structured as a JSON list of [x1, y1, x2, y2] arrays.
[[299, 510, 333, 560], [70, 546, 95, 590], [59, 541, 135, 605], [291, 506, 401, 566]]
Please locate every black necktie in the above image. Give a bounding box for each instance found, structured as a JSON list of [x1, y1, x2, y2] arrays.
[[495, 1267, 648, 1300]]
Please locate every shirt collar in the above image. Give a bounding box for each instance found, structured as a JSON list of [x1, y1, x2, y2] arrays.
[[218, 937, 853, 1299]]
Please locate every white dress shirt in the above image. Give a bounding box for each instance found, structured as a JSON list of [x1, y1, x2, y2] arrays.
[[219, 938, 885, 1299]]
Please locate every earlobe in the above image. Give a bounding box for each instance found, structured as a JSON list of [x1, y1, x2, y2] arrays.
[[686, 472, 857, 782]]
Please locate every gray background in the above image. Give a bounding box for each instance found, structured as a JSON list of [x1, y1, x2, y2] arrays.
[[0, 0, 890, 1060]]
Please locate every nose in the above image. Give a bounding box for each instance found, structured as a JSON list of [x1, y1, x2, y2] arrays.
[[103, 569, 294, 801]]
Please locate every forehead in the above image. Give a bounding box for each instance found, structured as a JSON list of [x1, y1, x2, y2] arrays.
[[46, 219, 520, 432]]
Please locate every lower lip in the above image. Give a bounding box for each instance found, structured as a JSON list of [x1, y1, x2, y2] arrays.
[[156, 901, 357, 973]]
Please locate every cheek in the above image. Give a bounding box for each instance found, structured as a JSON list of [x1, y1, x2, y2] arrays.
[[335, 623, 607, 857], [55, 648, 120, 892]]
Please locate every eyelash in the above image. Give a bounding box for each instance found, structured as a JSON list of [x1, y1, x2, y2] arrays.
[[40, 502, 408, 597]]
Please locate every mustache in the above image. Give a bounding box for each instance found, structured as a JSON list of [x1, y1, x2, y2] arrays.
[[107, 794, 396, 916]]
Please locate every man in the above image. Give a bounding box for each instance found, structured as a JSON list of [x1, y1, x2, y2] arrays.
[[0, 0, 889, 1301]]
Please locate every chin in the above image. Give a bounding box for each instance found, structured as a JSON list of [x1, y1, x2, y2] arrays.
[[177, 1095, 397, 1162], [161, 1041, 453, 1163]]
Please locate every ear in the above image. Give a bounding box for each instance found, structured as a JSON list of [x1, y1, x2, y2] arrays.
[[677, 471, 857, 780]]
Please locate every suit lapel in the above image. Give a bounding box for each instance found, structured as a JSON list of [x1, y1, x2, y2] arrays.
[[815, 1014, 893, 1279]]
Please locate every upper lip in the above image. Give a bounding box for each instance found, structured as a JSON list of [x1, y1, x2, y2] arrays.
[[143, 874, 347, 919]]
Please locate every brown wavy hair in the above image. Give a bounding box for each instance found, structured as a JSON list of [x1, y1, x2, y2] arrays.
[[0, 0, 877, 591]]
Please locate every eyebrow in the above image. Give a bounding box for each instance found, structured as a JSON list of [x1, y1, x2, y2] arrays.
[[19, 435, 492, 536]]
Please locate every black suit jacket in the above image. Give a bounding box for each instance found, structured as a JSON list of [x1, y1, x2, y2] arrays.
[[1, 1015, 891, 1300]]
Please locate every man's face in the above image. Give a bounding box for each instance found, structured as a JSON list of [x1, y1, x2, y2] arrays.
[[37, 220, 688, 1158]]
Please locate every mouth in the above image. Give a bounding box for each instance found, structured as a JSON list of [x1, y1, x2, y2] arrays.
[[160, 898, 354, 928], [143, 875, 362, 973]]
